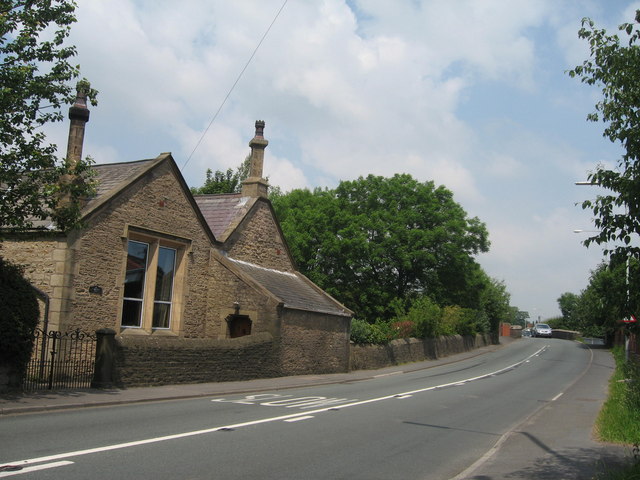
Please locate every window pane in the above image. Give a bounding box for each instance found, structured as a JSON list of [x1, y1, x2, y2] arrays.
[[153, 247, 175, 329], [124, 241, 148, 299], [122, 299, 143, 327], [155, 247, 176, 302], [152, 303, 171, 329]]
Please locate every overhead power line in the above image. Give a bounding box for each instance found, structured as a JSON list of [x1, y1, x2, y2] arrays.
[[181, 0, 288, 172]]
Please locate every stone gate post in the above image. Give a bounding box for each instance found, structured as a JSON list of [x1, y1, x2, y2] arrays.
[[91, 328, 117, 389]]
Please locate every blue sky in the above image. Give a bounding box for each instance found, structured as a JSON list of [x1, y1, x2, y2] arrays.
[[44, 0, 639, 321]]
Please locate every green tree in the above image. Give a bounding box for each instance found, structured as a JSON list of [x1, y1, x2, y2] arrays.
[[0, 0, 97, 232], [272, 174, 490, 321], [514, 310, 530, 327], [568, 11, 640, 267], [557, 292, 581, 330], [558, 292, 580, 320], [478, 275, 512, 336], [573, 261, 629, 339], [191, 156, 251, 195]]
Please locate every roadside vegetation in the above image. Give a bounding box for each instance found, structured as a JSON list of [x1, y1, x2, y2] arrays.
[[349, 299, 491, 345], [594, 348, 640, 479], [597, 348, 640, 444], [270, 174, 522, 342], [0, 257, 39, 390]]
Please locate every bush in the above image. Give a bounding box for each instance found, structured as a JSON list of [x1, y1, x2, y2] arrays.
[[0, 257, 39, 385], [406, 296, 442, 338], [390, 320, 416, 339], [350, 318, 388, 345], [351, 296, 489, 343], [474, 310, 491, 335], [546, 316, 567, 330]]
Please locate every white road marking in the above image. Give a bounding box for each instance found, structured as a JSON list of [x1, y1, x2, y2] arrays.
[[551, 392, 563, 402], [213, 394, 355, 410], [0, 461, 74, 478], [373, 371, 403, 378], [2, 346, 547, 470], [284, 416, 315, 423]]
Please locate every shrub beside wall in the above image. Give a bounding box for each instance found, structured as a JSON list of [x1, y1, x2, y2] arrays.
[[350, 334, 492, 371], [0, 257, 39, 392]]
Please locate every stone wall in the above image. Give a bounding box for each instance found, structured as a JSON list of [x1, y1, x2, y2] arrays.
[[552, 329, 579, 341], [103, 333, 490, 388], [0, 234, 72, 331], [226, 200, 293, 272], [279, 310, 351, 375], [113, 332, 281, 387], [349, 334, 492, 371]]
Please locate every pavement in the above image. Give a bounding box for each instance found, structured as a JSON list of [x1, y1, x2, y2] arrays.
[[0, 337, 634, 479]]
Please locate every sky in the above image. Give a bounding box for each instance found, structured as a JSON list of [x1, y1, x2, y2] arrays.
[[43, 0, 640, 321]]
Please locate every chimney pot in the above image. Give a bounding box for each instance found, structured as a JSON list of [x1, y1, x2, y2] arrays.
[[255, 120, 265, 138]]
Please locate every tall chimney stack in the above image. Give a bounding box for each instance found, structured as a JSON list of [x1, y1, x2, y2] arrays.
[[66, 82, 90, 166], [241, 120, 269, 198]]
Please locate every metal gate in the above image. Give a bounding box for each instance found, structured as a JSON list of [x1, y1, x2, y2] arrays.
[[23, 328, 97, 391]]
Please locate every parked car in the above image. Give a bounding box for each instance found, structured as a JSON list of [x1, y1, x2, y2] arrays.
[[532, 323, 553, 338]]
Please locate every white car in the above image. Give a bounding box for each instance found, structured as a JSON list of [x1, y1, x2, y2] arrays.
[[532, 323, 553, 338]]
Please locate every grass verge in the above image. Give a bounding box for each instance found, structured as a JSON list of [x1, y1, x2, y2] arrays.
[[594, 346, 640, 479]]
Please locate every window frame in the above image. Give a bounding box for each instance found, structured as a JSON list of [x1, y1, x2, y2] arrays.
[[120, 227, 190, 335]]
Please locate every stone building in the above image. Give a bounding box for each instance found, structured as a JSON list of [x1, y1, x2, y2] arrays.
[[0, 88, 352, 386]]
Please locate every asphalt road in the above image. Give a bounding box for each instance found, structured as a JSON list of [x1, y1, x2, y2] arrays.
[[0, 339, 629, 479]]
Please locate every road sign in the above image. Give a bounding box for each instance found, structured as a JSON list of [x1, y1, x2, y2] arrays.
[[622, 314, 637, 324]]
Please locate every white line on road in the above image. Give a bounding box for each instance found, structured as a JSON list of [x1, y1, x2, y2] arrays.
[[284, 416, 315, 423], [2, 346, 547, 470], [373, 371, 403, 378]]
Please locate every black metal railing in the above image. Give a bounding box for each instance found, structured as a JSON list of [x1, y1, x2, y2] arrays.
[[23, 328, 97, 391]]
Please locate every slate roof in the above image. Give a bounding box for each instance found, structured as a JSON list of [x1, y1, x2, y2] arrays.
[[83, 159, 159, 213], [16, 158, 161, 230], [227, 258, 352, 317], [194, 194, 254, 240]]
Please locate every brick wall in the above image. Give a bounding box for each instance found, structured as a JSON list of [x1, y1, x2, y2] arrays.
[[349, 334, 493, 371], [114, 332, 281, 387]]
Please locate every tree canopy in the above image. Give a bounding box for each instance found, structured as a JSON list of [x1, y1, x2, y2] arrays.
[[568, 10, 640, 266], [0, 0, 96, 232], [558, 258, 639, 339], [190, 157, 250, 195], [271, 173, 491, 322]]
